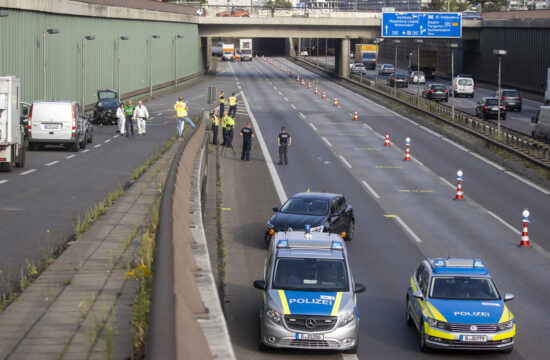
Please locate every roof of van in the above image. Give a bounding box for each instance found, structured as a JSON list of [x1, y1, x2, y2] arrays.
[[32, 100, 77, 104]]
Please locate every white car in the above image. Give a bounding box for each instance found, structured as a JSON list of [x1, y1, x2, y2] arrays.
[[300, 50, 309, 56], [379, 64, 395, 76], [453, 75, 475, 98], [222, 51, 234, 61], [351, 63, 366, 75], [410, 71, 426, 84], [349, 59, 355, 69]]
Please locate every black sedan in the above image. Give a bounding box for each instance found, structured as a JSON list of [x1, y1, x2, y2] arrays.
[[476, 97, 506, 120], [422, 84, 449, 102], [387, 73, 409, 88], [93, 89, 120, 125], [265, 192, 354, 244]]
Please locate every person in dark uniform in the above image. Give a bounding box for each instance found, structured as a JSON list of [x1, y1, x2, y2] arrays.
[[225, 114, 235, 148], [219, 91, 225, 116], [240, 122, 254, 161], [277, 127, 291, 165], [210, 110, 219, 145]]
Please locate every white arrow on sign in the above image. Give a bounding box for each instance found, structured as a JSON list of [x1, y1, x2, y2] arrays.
[[385, 25, 388, 35], [420, 25, 426, 35]]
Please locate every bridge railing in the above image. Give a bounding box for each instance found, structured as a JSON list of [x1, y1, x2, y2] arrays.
[[199, 5, 381, 18]]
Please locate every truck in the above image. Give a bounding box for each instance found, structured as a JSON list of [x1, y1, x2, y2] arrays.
[[354, 44, 378, 70], [222, 44, 235, 61], [239, 38, 253, 61], [0, 76, 26, 172], [408, 50, 437, 79]]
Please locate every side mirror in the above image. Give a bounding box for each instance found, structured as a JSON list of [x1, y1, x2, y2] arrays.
[[253, 280, 266, 290], [504, 293, 514, 302], [412, 291, 424, 300], [531, 116, 538, 124], [272, 206, 279, 212], [354, 283, 366, 293]]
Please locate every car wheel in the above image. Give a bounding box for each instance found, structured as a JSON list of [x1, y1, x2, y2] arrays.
[[0, 162, 12, 173], [28, 141, 35, 151], [419, 324, 430, 352], [15, 143, 26, 168], [518, 107, 522, 112], [344, 339, 359, 354], [71, 140, 79, 152], [80, 133, 87, 149], [87, 129, 93, 143], [346, 220, 354, 241], [502, 115, 506, 121], [406, 296, 414, 327]]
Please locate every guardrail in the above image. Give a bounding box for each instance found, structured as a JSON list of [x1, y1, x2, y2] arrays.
[[295, 57, 550, 170], [200, 5, 381, 18]]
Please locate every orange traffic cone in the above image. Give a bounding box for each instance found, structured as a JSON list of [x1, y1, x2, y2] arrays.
[[308, 82, 311, 89], [384, 132, 391, 146], [352, 109, 358, 121], [322, 90, 326, 99], [296, 75, 300, 82], [404, 137, 411, 161], [301, 79, 305, 86], [333, 97, 339, 106], [455, 170, 463, 200], [520, 210, 530, 247], [314, 87, 319, 94]]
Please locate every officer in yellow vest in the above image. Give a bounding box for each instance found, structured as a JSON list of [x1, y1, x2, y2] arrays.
[[174, 96, 196, 140], [219, 91, 226, 116], [224, 113, 235, 148], [221, 111, 228, 146], [228, 92, 237, 117], [210, 110, 219, 145]]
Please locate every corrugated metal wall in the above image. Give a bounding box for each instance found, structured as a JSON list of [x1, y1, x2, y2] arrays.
[[0, 9, 203, 106]]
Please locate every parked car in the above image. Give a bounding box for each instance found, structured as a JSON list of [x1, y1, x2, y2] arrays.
[[351, 63, 366, 75], [476, 97, 506, 120], [531, 106, 550, 142], [379, 64, 395, 76], [349, 59, 355, 69], [28, 101, 93, 151], [265, 192, 355, 244], [222, 51, 234, 62], [409, 71, 426, 84], [453, 75, 475, 97], [216, 8, 250, 17], [300, 50, 309, 56], [422, 83, 449, 102], [387, 73, 409, 88], [496, 89, 522, 112], [93, 89, 120, 125]]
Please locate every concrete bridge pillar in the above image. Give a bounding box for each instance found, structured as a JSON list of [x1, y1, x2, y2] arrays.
[[336, 37, 350, 78], [202, 37, 213, 73]]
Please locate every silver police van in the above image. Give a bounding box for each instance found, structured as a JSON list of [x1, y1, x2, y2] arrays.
[[253, 229, 365, 353]]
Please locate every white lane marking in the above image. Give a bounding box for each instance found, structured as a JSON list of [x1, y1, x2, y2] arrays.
[[0, 180, 7, 185], [237, 81, 240, 85], [284, 97, 289, 102], [273, 86, 278, 90], [339, 155, 353, 169], [94, 144, 102, 148], [347, 113, 353, 117], [469, 152, 506, 171], [278, 91, 283, 96], [362, 123, 372, 130], [105, 139, 111, 143], [20, 169, 37, 176], [310, 123, 318, 131], [394, 216, 423, 243], [361, 180, 380, 199], [487, 211, 522, 235], [412, 158, 424, 166], [240, 90, 287, 204], [322, 137, 333, 147], [504, 171, 550, 195], [82, 149, 90, 153], [418, 125, 442, 138], [149, 117, 155, 120], [113, 135, 119, 138], [65, 155, 76, 159], [158, 113, 163, 116], [238, 86, 242, 90], [290, 104, 297, 110], [299, 112, 306, 119], [341, 354, 359, 360], [45, 161, 59, 166], [442, 137, 469, 152], [439, 176, 456, 189]]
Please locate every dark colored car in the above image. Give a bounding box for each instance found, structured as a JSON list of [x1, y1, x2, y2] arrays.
[[496, 89, 522, 112], [265, 192, 355, 243], [476, 97, 506, 120], [422, 83, 449, 102], [93, 89, 120, 126], [387, 73, 409, 88]]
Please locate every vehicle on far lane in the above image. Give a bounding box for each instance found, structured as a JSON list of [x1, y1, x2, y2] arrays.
[[422, 83, 448, 102], [410, 71, 426, 84], [453, 75, 475, 98], [531, 106, 550, 142], [475, 97, 506, 120], [93, 89, 120, 126], [379, 64, 395, 76], [495, 89, 522, 112], [351, 63, 366, 75], [387, 73, 409, 88]]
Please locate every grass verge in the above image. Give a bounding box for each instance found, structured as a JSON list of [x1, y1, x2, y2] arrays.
[[215, 143, 226, 307]]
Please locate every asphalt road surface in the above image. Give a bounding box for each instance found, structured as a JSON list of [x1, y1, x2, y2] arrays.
[[218, 57, 550, 359]]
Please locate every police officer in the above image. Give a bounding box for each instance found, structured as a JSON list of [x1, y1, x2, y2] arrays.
[[174, 96, 196, 140], [228, 92, 237, 117], [240, 122, 254, 161], [224, 114, 235, 148], [124, 99, 135, 136], [277, 127, 291, 165], [219, 91, 226, 116], [221, 111, 229, 146], [210, 110, 219, 145]]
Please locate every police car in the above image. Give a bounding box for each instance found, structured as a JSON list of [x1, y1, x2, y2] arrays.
[[406, 258, 515, 353], [253, 229, 365, 353]]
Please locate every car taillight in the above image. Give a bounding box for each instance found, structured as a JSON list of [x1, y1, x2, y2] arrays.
[[443, 90, 448, 93], [429, 89, 434, 93], [484, 106, 488, 110], [71, 105, 77, 130], [28, 105, 33, 130], [501, 96, 507, 100], [518, 97, 522, 101], [503, 106, 506, 111], [455, 84, 458, 89]]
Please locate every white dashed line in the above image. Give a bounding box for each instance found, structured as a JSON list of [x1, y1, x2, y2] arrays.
[[439, 176, 456, 189], [273, 86, 278, 90], [105, 139, 111, 143], [487, 211, 521, 235], [394, 216, 423, 243], [113, 135, 119, 139], [65, 155, 76, 159], [412, 158, 424, 166], [94, 144, 102, 148], [82, 149, 90, 153], [299, 112, 306, 119], [158, 113, 163, 116], [347, 113, 353, 117], [504, 171, 550, 195], [278, 91, 283, 96], [362, 123, 372, 130], [339, 155, 352, 169], [0, 180, 8, 185], [290, 104, 297, 110], [361, 180, 380, 199], [469, 152, 506, 171], [45, 161, 59, 166], [309, 123, 318, 131], [236, 81, 240, 85], [20, 169, 37, 176], [322, 137, 333, 147], [238, 86, 242, 90], [284, 97, 289, 102]]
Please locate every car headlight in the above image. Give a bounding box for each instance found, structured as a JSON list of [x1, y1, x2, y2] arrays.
[[310, 225, 324, 232], [497, 320, 514, 331], [425, 316, 450, 330], [265, 308, 281, 324], [338, 312, 356, 327], [266, 221, 274, 229]]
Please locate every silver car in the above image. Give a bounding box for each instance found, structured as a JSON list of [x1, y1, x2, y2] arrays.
[[410, 71, 426, 84], [351, 63, 366, 75], [254, 230, 365, 353]]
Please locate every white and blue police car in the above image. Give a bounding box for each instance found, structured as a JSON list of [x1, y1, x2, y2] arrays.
[[253, 229, 365, 353], [406, 258, 515, 353]]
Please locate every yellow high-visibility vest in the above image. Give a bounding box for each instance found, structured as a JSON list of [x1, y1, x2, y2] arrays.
[[229, 96, 237, 106], [224, 116, 235, 129], [211, 115, 219, 126], [219, 94, 225, 104], [174, 101, 187, 117]]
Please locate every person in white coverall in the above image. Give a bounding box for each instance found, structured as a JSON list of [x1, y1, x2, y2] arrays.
[[132, 100, 149, 136], [116, 103, 126, 135]]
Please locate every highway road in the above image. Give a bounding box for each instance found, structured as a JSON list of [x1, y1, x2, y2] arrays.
[[307, 56, 542, 136], [219, 57, 550, 359]]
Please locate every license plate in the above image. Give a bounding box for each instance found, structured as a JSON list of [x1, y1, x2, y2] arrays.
[[461, 335, 487, 342], [296, 333, 324, 340], [508, 102, 515, 105], [43, 124, 61, 130], [491, 107, 498, 111], [436, 91, 442, 94]]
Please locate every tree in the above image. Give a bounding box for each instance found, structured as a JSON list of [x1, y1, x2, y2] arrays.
[[264, 0, 292, 8]]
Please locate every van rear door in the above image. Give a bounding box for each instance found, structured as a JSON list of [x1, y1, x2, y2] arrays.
[[31, 102, 73, 140]]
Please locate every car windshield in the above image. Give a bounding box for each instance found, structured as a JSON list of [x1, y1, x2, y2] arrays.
[[241, 49, 251, 55], [432, 85, 446, 90], [485, 99, 499, 106], [280, 198, 329, 216], [384, 65, 394, 69], [458, 79, 473, 86], [395, 74, 407, 79], [362, 53, 375, 59], [430, 277, 500, 300], [413, 71, 425, 77], [98, 91, 116, 100], [224, 51, 232, 55], [272, 258, 349, 292], [502, 90, 519, 97]]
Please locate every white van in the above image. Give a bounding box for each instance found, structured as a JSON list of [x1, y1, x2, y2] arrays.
[[452, 75, 475, 98], [28, 101, 92, 151], [531, 106, 550, 142]]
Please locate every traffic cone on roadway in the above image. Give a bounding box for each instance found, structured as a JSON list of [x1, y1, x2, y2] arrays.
[[296, 75, 300, 82], [302, 79, 305, 86], [352, 109, 358, 121], [322, 90, 326, 99], [404, 137, 411, 161], [314, 87, 319, 94], [284, 67, 287, 72], [333, 97, 339, 106], [384, 132, 391, 146], [455, 170, 464, 200], [520, 210, 530, 247], [308, 81, 311, 89]]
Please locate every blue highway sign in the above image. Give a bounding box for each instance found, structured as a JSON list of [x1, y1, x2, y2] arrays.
[[382, 12, 462, 38]]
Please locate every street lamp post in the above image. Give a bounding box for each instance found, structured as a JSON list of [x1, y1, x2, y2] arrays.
[[374, 38, 384, 85], [81, 35, 95, 109], [42, 28, 60, 99], [493, 49, 507, 135], [393, 39, 401, 97], [117, 36, 129, 101], [174, 35, 184, 87], [358, 36, 364, 84], [149, 35, 160, 97], [325, 37, 328, 71], [415, 39, 423, 105], [448, 43, 458, 121]]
